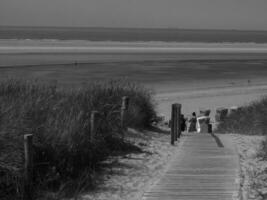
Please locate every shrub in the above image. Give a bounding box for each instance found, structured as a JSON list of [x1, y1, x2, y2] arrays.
[[0, 78, 156, 199], [216, 96, 267, 135]]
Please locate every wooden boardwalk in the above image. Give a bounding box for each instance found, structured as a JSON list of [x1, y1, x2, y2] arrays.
[[142, 133, 240, 200]]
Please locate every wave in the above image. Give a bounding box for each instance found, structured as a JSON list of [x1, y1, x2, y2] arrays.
[[1, 26, 267, 43]]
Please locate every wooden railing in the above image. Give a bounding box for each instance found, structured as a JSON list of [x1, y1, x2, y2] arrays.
[[170, 103, 181, 145]]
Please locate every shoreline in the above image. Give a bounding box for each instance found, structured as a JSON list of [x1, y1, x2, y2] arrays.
[[1, 40, 267, 54]]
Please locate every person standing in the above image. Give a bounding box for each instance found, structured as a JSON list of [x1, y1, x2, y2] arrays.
[[188, 112, 197, 132]]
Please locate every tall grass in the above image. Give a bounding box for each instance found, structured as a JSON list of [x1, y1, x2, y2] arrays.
[[216, 96, 267, 135], [216, 96, 267, 161], [0, 78, 156, 199]]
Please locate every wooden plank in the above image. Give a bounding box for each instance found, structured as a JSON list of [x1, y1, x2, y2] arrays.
[[142, 133, 240, 200]]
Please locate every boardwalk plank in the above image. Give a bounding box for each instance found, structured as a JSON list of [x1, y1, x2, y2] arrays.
[[142, 133, 239, 200]]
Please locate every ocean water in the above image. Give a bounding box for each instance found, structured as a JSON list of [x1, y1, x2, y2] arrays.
[[1, 26, 267, 43]]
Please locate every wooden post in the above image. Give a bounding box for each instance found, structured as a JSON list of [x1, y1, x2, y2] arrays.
[[171, 104, 177, 145], [121, 96, 130, 140], [174, 105, 178, 141], [177, 104, 182, 139], [23, 134, 33, 200], [90, 111, 99, 141]]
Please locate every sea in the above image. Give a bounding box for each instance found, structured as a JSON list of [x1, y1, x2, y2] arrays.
[[1, 26, 267, 43]]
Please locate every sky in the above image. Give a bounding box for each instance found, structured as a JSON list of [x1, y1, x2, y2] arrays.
[[0, 0, 267, 30]]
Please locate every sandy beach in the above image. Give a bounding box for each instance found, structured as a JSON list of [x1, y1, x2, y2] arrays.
[[1, 40, 267, 120], [156, 84, 267, 121]]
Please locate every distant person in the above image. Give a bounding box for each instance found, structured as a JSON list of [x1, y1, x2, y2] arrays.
[[181, 114, 186, 132], [188, 112, 197, 132]]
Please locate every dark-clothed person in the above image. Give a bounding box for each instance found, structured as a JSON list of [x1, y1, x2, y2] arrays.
[[188, 112, 197, 132]]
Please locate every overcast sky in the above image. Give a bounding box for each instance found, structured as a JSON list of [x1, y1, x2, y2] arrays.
[[0, 0, 267, 30]]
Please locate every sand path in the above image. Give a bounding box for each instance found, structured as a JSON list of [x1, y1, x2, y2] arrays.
[[81, 129, 181, 200]]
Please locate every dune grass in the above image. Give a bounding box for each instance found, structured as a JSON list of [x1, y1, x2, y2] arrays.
[[0, 78, 156, 199], [216, 96, 267, 160], [216, 96, 267, 135]]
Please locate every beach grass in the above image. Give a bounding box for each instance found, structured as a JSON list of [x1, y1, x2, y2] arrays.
[[216, 96, 267, 135], [216, 97, 267, 199], [0, 78, 156, 199], [216, 96, 267, 160]]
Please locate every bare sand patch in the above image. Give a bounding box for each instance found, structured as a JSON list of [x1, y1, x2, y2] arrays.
[[155, 84, 267, 121], [80, 128, 180, 200], [227, 134, 267, 200]]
